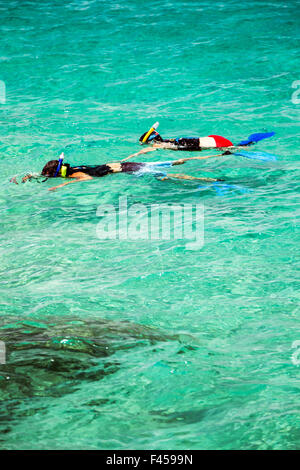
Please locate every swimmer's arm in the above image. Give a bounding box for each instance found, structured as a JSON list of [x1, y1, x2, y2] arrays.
[[121, 147, 158, 162], [153, 142, 178, 150], [163, 173, 221, 182], [49, 174, 93, 191], [172, 153, 224, 165]]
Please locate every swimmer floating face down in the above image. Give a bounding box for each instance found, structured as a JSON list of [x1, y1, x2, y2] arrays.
[[11, 147, 224, 191], [139, 123, 234, 151], [139, 123, 275, 152]]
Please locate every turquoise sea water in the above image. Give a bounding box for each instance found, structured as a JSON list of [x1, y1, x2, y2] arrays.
[[0, 0, 299, 450]]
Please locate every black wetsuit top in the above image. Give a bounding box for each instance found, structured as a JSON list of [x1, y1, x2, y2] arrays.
[[160, 138, 201, 151], [69, 162, 145, 177], [70, 164, 113, 177]]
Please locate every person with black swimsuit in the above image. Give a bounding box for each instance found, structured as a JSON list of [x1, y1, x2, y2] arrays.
[[139, 127, 234, 151], [13, 147, 223, 191], [43, 156, 221, 191]]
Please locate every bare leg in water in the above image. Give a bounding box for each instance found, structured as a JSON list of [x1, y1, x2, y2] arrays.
[[162, 174, 220, 182], [122, 147, 225, 182], [163, 153, 225, 182]]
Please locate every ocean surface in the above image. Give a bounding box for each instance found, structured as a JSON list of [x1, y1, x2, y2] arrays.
[[0, 0, 299, 450]]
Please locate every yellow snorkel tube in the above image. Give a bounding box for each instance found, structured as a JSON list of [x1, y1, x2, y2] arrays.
[[141, 121, 159, 144]]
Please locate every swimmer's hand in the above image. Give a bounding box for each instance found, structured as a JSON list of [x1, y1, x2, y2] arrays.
[[11, 174, 33, 184], [22, 174, 32, 183], [10, 174, 39, 184]]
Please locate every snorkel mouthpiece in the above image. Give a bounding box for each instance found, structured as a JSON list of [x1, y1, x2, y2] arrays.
[[54, 152, 65, 177]]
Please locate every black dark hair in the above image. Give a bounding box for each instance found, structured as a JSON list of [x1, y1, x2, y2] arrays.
[[41, 160, 59, 177]]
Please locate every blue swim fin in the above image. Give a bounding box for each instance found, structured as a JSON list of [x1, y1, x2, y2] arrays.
[[234, 150, 277, 161], [198, 182, 253, 196], [238, 131, 275, 146]]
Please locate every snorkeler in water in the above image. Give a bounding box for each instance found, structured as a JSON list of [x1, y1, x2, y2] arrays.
[[139, 122, 234, 151], [12, 148, 224, 191], [139, 122, 275, 152]]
